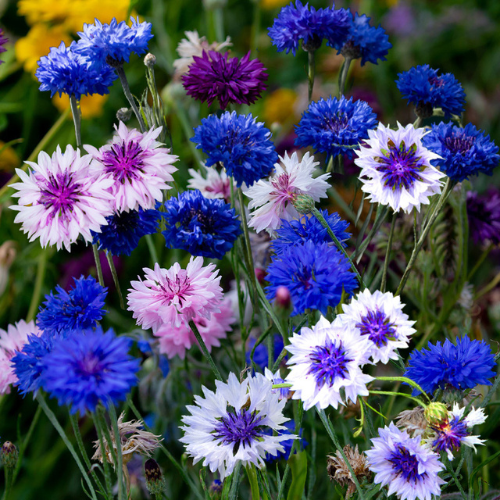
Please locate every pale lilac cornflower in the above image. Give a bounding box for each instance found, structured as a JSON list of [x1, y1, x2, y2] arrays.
[[180, 372, 295, 479], [285, 316, 373, 410], [86, 122, 178, 212], [187, 163, 236, 201], [338, 289, 416, 364], [0, 320, 41, 394], [10, 146, 114, 251], [245, 152, 330, 233], [127, 256, 223, 332], [355, 123, 445, 213], [366, 423, 445, 500]]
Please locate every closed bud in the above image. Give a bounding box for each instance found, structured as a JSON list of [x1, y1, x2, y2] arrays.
[[424, 402, 448, 425], [144, 53, 156, 68], [293, 194, 315, 215], [144, 459, 165, 496], [255, 267, 266, 285], [275, 286, 291, 308], [209, 479, 223, 500], [1, 441, 18, 469], [116, 108, 132, 122]]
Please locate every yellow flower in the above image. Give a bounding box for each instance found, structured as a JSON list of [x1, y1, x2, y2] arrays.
[[18, 0, 75, 26], [53, 93, 109, 119], [263, 88, 297, 125], [15, 24, 72, 74], [261, 0, 290, 9]]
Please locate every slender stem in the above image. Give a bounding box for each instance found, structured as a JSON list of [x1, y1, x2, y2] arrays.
[[250, 0, 261, 56], [105, 253, 125, 309], [116, 65, 146, 132], [92, 244, 104, 287], [93, 411, 114, 499], [369, 391, 427, 408], [214, 7, 224, 41], [338, 57, 352, 97], [381, 211, 397, 293], [173, 101, 204, 165], [246, 466, 261, 500], [27, 247, 47, 322], [396, 179, 454, 296], [311, 207, 365, 289], [69, 95, 82, 148], [3, 467, 12, 500], [36, 393, 98, 500], [108, 404, 125, 500], [145, 234, 159, 265], [189, 320, 222, 381], [413, 116, 422, 128], [468, 243, 493, 280], [307, 50, 315, 102]]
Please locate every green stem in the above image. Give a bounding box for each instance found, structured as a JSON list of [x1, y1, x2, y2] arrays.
[[250, 0, 261, 56], [92, 244, 104, 287], [26, 247, 47, 322], [116, 65, 146, 132], [93, 410, 114, 499], [396, 178, 454, 296], [374, 376, 430, 401], [214, 7, 224, 41], [106, 253, 125, 309], [381, 211, 397, 293], [3, 467, 12, 500], [173, 102, 204, 165], [145, 234, 159, 265], [36, 393, 98, 500], [468, 243, 493, 280], [369, 390, 427, 408], [307, 51, 315, 102], [108, 404, 125, 500], [338, 57, 352, 97], [189, 320, 223, 381], [246, 466, 261, 500], [69, 95, 82, 148]]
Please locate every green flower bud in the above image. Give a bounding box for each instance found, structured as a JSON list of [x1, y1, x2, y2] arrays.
[[424, 402, 448, 425], [144, 458, 166, 496], [293, 194, 315, 215], [1, 441, 18, 469]]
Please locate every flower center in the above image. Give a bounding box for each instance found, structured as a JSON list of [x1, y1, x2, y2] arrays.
[[213, 408, 265, 454], [326, 113, 349, 134], [76, 353, 103, 378], [356, 309, 397, 347], [110, 210, 141, 231], [181, 209, 215, 233], [159, 270, 192, 306], [389, 445, 424, 484], [38, 172, 82, 220], [444, 135, 474, 155], [102, 140, 145, 183], [428, 76, 445, 90], [431, 416, 469, 453], [308, 340, 352, 389], [375, 139, 425, 190], [205, 179, 231, 199], [270, 173, 298, 206]]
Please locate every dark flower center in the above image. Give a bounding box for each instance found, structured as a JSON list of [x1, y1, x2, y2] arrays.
[[77, 352, 103, 378], [102, 140, 145, 183], [109, 210, 141, 232], [356, 309, 397, 347], [181, 209, 215, 233], [308, 340, 352, 389], [431, 416, 469, 453], [389, 445, 424, 483], [444, 135, 474, 155], [375, 139, 425, 190], [428, 76, 445, 89], [213, 409, 265, 454], [326, 113, 349, 134], [39, 172, 82, 220]]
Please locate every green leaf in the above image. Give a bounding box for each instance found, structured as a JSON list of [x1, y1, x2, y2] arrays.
[[287, 451, 308, 500]]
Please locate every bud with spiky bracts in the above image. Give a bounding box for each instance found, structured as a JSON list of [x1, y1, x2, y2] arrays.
[[209, 479, 223, 500], [144, 458, 165, 496], [1, 441, 18, 469], [424, 402, 448, 426], [292, 194, 315, 215]]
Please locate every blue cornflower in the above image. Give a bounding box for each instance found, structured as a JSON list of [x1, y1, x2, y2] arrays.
[[396, 65, 465, 119], [92, 208, 161, 256], [191, 112, 278, 187], [334, 12, 391, 66], [265, 420, 307, 462], [35, 42, 117, 99], [266, 240, 357, 316], [11, 332, 57, 396], [422, 122, 499, 182], [406, 336, 496, 395], [272, 209, 350, 255], [75, 17, 153, 64], [42, 328, 140, 414], [247, 334, 284, 371], [37, 276, 107, 335], [295, 96, 377, 160], [268, 1, 350, 55], [161, 190, 241, 260]]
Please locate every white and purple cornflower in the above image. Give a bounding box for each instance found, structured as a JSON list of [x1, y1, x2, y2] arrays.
[[180, 372, 295, 479], [127, 257, 223, 332], [430, 404, 487, 460], [10, 145, 115, 252], [355, 123, 445, 213], [285, 316, 373, 410], [366, 423, 445, 500], [187, 164, 235, 201], [467, 189, 500, 245], [85, 122, 178, 212], [338, 289, 416, 365], [245, 151, 330, 233]]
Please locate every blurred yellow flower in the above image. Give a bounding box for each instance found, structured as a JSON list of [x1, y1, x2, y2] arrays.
[[15, 24, 71, 74], [263, 88, 297, 125], [261, 0, 289, 9], [53, 93, 109, 119], [18, 0, 74, 26], [0, 142, 20, 172]]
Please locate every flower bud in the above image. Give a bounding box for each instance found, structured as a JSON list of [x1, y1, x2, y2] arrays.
[[424, 402, 448, 425], [275, 286, 291, 309], [209, 479, 223, 500], [255, 267, 266, 285], [144, 458, 165, 496], [1, 441, 18, 469], [293, 194, 315, 215], [116, 108, 132, 122], [144, 53, 156, 68]]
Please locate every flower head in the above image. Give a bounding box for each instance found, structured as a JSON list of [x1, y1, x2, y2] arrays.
[[355, 123, 445, 213], [396, 65, 465, 119], [192, 112, 278, 188], [467, 189, 500, 245], [182, 51, 267, 109], [42, 328, 140, 414], [75, 17, 153, 64], [161, 190, 241, 260], [266, 241, 358, 316], [92, 208, 161, 256], [180, 372, 295, 479], [406, 336, 496, 395], [334, 12, 391, 66], [37, 276, 107, 335], [295, 96, 378, 159], [366, 423, 445, 500], [85, 122, 178, 212], [338, 289, 415, 364], [245, 152, 330, 233], [285, 316, 373, 410], [268, 1, 350, 56], [422, 122, 499, 182], [0, 320, 41, 394], [35, 42, 117, 99], [271, 209, 350, 255], [128, 257, 223, 332], [187, 164, 235, 201], [10, 145, 115, 252]]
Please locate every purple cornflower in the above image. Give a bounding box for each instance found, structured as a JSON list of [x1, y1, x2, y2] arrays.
[[467, 189, 500, 245], [182, 51, 267, 109]]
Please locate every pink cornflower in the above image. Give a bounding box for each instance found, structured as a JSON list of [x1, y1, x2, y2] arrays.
[[156, 297, 235, 359], [10, 145, 114, 251], [127, 257, 223, 332], [86, 122, 178, 212], [187, 164, 236, 202], [245, 152, 330, 233], [0, 320, 41, 394]]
